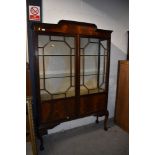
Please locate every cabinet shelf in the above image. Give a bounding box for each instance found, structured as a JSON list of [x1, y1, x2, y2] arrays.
[[38, 55, 75, 56], [40, 73, 106, 79]]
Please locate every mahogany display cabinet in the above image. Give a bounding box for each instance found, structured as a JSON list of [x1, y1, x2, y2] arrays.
[[31, 20, 112, 150]]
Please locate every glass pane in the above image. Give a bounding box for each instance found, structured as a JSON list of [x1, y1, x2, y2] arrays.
[[65, 37, 74, 48], [38, 48, 43, 55], [51, 36, 64, 41], [38, 35, 50, 47], [38, 56, 43, 77], [40, 90, 51, 101], [83, 43, 98, 55], [80, 38, 88, 48], [84, 75, 97, 89], [40, 79, 44, 90], [45, 77, 71, 94], [44, 41, 71, 55], [101, 40, 107, 55], [80, 86, 88, 95], [84, 56, 98, 75], [99, 74, 106, 90], [44, 56, 71, 75], [101, 40, 107, 49]]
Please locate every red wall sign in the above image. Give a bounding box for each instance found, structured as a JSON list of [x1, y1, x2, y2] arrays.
[[29, 5, 40, 21]]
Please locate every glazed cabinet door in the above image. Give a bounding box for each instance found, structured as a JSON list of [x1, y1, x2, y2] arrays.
[[36, 34, 77, 123], [79, 37, 108, 115]]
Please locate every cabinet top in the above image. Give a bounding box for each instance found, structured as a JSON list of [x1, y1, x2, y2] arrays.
[[32, 20, 113, 39]]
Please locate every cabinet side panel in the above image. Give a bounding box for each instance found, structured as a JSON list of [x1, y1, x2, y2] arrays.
[[115, 61, 129, 132]]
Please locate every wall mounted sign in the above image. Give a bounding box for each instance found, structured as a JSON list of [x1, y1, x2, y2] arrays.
[[29, 5, 40, 21]]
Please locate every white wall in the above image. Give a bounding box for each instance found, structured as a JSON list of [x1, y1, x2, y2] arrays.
[[42, 0, 129, 134]]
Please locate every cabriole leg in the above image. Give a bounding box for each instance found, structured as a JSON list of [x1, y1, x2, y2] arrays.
[[96, 115, 99, 124], [37, 133, 44, 151], [104, 110, 109, 131]]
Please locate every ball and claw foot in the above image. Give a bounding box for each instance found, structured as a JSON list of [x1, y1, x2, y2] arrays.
[[96, 116, 99, 124], [38, 134, 44, 151], [104, 125, 108, 131], [40, 144, 44, 151]]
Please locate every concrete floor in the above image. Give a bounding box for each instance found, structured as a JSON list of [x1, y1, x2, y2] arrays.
[[27, 121, 129, 155]]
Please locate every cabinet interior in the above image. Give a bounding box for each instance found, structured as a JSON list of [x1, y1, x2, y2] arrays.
[[37, 35, 108, 101]]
